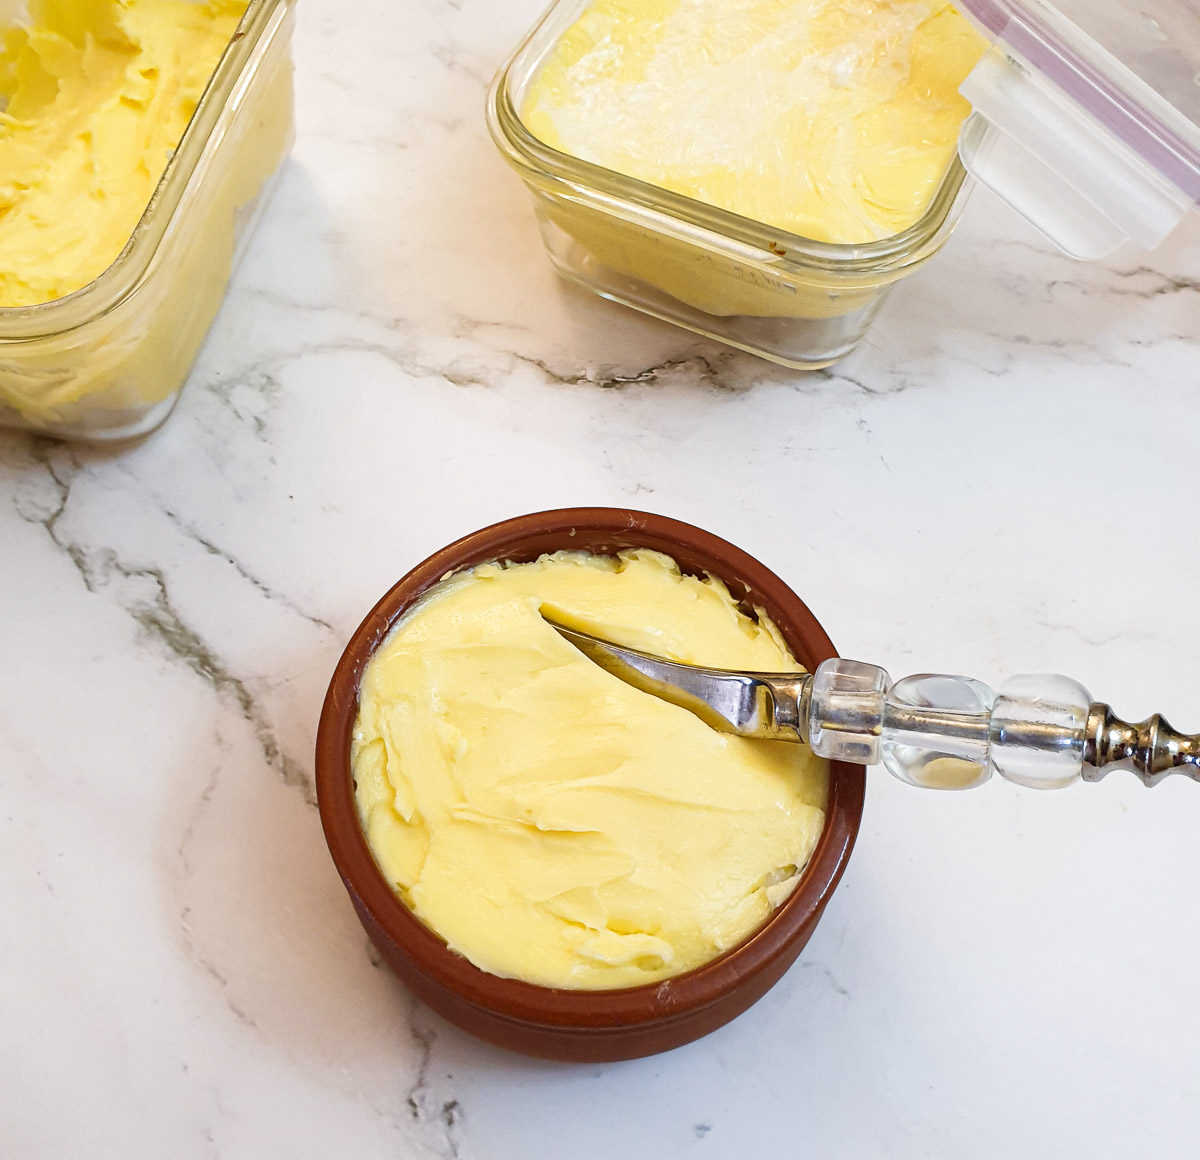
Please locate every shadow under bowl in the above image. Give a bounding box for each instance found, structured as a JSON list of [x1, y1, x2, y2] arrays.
[[315, 507, 865, 1061]]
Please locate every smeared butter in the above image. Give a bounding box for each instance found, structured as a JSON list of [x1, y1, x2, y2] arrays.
[[523, 0, 987, 244], [0, 0, 247, 307], [352, 550, 828, 990]]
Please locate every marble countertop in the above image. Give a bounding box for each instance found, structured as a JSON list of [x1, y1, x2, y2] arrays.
[[4, 1, 1200, 1155]]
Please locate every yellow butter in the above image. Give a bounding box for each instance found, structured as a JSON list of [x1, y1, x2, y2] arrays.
[[523, 0, 987, 245], [0, 0, 247, 307], [353, 550, 829, 990]]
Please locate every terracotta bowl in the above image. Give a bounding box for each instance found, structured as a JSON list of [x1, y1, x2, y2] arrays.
[[315, 508, 865, 1061]]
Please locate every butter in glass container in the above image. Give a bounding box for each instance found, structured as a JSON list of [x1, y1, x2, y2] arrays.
[[0, 0, 297, 441], [490, 0, 988, 368], [490, 0, 1200, 367], [523, 0, 985, 247]]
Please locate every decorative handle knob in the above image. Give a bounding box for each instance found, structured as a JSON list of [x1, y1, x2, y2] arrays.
[[1083, 705, 1200, 786]]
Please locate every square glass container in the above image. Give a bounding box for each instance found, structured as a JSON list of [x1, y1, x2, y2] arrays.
[[0, 0, 297, 442], [487, 0, 975, 370]]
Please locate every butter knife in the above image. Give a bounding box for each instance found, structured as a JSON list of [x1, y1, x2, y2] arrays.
[[545, 617, 1199, 791]]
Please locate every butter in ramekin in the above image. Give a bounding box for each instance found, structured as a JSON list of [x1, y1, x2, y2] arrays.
[[352, 550, 828, 990]]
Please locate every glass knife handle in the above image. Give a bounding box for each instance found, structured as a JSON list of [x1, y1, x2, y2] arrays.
[[803, 659, 1200, 790]]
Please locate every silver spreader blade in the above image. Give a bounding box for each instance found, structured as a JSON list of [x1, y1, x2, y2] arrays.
[[543, 616, 812, 742]]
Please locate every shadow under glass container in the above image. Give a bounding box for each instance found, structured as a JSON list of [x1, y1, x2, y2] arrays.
[[487, 0, 976, 370], [0, 0, 297, 442]]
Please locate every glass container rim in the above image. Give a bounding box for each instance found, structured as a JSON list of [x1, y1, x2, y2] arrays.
[[488, 0, 971, 277], [0, 0, 294, 342]]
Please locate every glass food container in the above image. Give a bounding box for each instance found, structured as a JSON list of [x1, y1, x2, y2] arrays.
[[488, 0, 1200, 369], [0, 0, 297, 442]]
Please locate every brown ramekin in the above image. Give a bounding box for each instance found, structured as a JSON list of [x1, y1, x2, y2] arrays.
[[315, 508, 865, 1061]]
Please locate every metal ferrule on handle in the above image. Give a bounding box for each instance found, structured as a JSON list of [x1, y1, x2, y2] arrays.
[[1082, 705, 1200, 786]]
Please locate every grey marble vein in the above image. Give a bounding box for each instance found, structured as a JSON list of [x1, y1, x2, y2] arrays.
[[152, 501, 335, 635], [14, 440, 314, 806], [404, 995, 469, 1160]]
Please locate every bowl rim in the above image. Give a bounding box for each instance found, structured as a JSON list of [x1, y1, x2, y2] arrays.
[[316, 507, 865, 1033]]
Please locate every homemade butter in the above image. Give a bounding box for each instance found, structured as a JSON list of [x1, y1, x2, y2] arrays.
[[352, 550, 828, 990], [523, 0, 987, 245], [0, 0, 247, 307]]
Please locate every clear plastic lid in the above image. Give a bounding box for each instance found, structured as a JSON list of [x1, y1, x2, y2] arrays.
[[955, 0, 1200, 257]]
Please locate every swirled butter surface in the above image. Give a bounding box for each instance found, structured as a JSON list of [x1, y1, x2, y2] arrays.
[[352, 550, 828, 990], [0, 0, 247, 307], [523, 0, 987, 244]]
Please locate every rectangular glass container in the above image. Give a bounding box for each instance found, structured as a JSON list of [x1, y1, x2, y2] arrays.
[[0, 0, 297, 442], [488, 0, 974, 369]]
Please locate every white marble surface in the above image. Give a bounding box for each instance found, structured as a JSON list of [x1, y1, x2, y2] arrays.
[[4, 0, 1200, 1155]]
